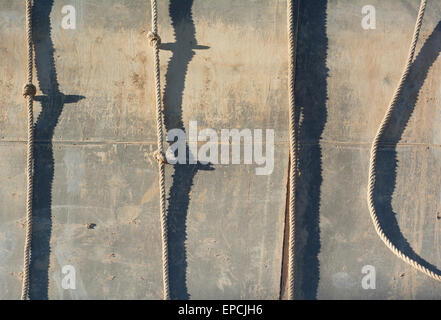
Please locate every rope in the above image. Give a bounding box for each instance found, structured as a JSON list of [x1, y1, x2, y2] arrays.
[[148, 0, 170, 300], [367, 0, 441, 282], [287, 0, 300, 300], [21, 0, 36, 300]]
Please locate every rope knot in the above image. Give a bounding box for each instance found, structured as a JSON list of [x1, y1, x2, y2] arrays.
[[147, 31, 161, 47], [153, 150, 168, 164], [22, 84, 36, 98]]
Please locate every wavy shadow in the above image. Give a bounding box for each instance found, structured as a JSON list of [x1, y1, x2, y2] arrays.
[[30, 0, 84, 299], [162, 0, 211, 300], [291, 0, 328, 300], [373, 21, 441, 276]]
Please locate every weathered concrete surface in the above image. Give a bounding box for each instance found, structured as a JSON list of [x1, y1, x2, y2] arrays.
[[0, 0, 287, 299], [0, 0, 440, 300], [294, 0, 441, 299]]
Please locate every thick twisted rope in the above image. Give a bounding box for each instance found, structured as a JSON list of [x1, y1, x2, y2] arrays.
[[22, 0, 36, 300], [367, 0, 441, 282], [148, 0, 170, 300], [287, 0, 300, 300]]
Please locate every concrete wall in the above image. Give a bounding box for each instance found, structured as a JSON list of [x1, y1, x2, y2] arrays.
[[0, 0, 440, 299]]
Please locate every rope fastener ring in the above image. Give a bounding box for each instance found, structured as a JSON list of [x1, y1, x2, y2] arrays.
[[23, 84, 36, 98], [154, 150, 168, 165], [147, 31, 161, 47]]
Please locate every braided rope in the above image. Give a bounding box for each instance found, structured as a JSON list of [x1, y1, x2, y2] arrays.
[[148, 0, 170, 300], [21, 0, 36, 300], [287, 0, 300, 300], [367, 0, 441, 282]]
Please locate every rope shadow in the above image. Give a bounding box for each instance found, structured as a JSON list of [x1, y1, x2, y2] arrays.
[[373, 21, 441, 276], [292, 0, 328, 300], [30, 0, 84, 299], [162, 0, 211, 300]]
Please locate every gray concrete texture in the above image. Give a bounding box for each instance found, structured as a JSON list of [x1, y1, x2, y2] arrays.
[[0, 0, 440, 299]]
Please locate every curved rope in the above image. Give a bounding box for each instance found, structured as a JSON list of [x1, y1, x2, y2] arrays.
[[367, 0, 441, 282], [287, 0, 300, 299], [148, 0, 170, 299], [22, 0, 36, 300]]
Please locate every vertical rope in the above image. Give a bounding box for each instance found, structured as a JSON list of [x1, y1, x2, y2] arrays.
[[21, 0, 36, 300], [287, 0, 300, 300], [147, 0, 170, 300], [367, 0, 441, 282]]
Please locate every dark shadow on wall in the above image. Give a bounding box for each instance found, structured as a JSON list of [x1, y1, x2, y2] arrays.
[[30, 0, 84, 300], [161, 0, 211, 300], [373, 21, 441, 277], [293, 0, 328, 300]]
